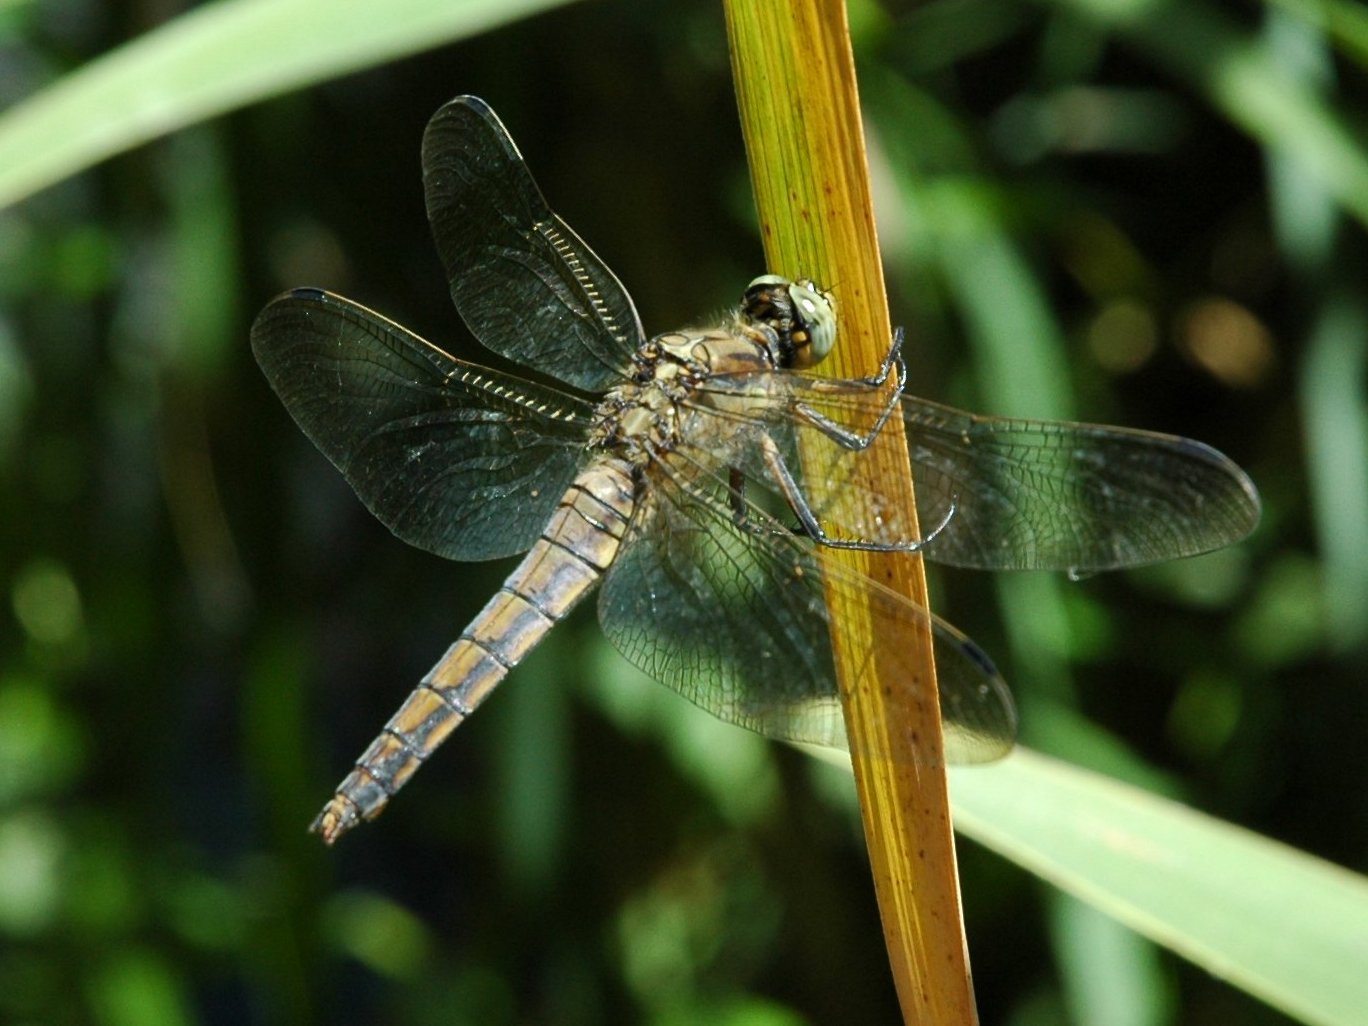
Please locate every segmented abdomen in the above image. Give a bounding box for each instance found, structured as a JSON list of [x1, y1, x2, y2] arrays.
[[311, 457, 636, 844]]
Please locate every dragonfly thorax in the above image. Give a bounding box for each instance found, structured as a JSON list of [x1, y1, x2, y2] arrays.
[[588, 348, 688, 459], [589, 319, 782, 461]]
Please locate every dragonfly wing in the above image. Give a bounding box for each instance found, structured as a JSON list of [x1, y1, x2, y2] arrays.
[[897, 395, 1261, 571], [596, 445, 1016, 764], [251, 288, 593, 561], [422, 95, 643, 391], [701, 373, 1260, 573]]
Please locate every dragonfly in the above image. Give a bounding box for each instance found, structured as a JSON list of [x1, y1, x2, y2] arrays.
[[251, 95, 1261, 845]]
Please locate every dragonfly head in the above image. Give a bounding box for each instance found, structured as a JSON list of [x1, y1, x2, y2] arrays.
[[742, 275, 837, 369]]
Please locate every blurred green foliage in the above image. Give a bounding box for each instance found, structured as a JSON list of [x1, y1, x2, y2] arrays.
[[1, 0, 1365, 1024]]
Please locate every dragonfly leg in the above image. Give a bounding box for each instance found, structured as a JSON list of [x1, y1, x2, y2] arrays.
[[861, 325, 907, 388], [815, 325, 906, 387], [728, 466, 801, 538], [793, 328, 907, 452], [757, 430, 957, 553]]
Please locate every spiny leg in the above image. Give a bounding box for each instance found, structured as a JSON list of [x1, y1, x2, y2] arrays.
[[755, 429, 956, 554], [794, 327, 908, 452]]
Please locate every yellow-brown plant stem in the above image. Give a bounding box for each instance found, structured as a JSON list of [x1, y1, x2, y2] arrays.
[[722, 2, 978, 1023]]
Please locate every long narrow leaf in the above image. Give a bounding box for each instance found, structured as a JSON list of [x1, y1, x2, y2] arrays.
[[949, 749, 1368, 1026], [0, 0, 576, 210], [725, 3, 977, 1022]]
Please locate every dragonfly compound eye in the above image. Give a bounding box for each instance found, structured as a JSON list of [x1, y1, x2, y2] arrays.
[[788, 279, 837, 366], [741, 275, 838, 368]]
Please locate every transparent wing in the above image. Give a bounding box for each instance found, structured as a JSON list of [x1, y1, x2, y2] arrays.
[[422, 95, 643, 391], [597, 441, 1017, 764], [251, 288, 594, 561], [695, 372, 1261, 573]]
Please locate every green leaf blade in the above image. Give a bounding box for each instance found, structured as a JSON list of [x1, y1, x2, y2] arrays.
[[0, 0, 577, 210], [950, 749, 1368, 1026]]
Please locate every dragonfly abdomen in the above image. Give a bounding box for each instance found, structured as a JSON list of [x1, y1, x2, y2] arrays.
[[310, 459, 637, 844]]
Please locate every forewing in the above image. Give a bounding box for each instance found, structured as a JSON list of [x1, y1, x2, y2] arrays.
[[251, 288, 592, 561], [897, 396, 1261, 571], [422, 95, 643, 391], [596, 443, 1017, 764], [697, 372, 1260, 573]]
